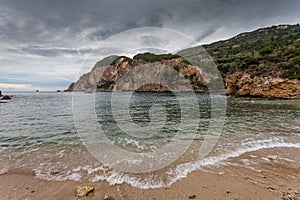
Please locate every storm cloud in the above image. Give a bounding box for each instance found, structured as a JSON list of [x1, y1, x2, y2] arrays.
[[0, 0, 299, 90]]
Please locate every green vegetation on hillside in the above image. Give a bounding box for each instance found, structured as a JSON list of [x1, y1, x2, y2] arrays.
[[181, 24, 300, 80], [208, 24, 300, 79], [110, 53, 182, 65], [133, 52, 181, 62], [109, 52, 191, 66]]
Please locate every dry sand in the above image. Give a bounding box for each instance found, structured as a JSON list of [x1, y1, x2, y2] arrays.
[[1, 147, 299, 200]]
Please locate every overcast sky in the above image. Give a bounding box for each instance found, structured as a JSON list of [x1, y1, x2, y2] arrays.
[[1, 0, 300, 91]]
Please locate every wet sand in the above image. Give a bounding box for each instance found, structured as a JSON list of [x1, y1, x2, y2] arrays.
[[1, 147, 299, 200]]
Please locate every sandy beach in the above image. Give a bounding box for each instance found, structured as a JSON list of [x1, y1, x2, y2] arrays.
[[1, 147, 299, 200]]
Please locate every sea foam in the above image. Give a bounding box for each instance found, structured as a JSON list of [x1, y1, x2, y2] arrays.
[[33, 138, 300, 189]]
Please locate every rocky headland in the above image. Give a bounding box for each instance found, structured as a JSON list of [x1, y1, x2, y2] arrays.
[[66, 53, 218, 93], [66, 24, 300, 100]]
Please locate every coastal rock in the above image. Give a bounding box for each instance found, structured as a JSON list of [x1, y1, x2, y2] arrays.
[[226, 72, 300, 99]]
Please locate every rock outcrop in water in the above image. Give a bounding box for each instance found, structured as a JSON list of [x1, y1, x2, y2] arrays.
[[0, 91, 12, 101], [66, 53, 216, 93], [226, 72, 300, 99], [0, 95, 12, 100]]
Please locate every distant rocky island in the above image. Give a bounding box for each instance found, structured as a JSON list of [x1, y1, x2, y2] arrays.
[[66, 24, 300, 99]]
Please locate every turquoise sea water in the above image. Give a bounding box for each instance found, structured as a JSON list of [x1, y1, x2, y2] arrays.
[[0, 92, 299, 188]]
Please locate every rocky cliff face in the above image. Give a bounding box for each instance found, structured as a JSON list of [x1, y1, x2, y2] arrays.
[[66, 55, 213, 93], [226, 73, 300, 99], [64, 82, 75, 92]]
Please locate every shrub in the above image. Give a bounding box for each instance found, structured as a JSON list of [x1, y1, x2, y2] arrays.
[[283, 67, 300, 79], [296, 47, 300, 55], [260, 45, 275, 55], [292, 55, 300, 64]]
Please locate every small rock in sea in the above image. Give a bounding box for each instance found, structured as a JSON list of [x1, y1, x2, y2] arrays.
[[188, 194, 196, 199], [104, 195, 115, 200], [76, 185, 94, 197], [0, 95, 11, 100], [266, 155, 278, 161]]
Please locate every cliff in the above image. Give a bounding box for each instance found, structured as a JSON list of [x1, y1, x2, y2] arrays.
[[225, 72, 300, 99], [66, 53, 214, 93]]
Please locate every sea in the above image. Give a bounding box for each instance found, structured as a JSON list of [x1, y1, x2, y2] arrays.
[[0, 92, 299, 189]]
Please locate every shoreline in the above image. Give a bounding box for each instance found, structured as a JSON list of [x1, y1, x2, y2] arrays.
[[1, 147, 299, 200]]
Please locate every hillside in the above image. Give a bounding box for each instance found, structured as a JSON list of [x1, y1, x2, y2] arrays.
[[179, 25, 300, 79], [182, 24, 300, 80], [178, 24, 300, 99]]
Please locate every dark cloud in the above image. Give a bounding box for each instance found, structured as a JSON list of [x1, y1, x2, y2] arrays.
[[195, 28, 218, 42], [1, 0, 298, 45], [0, 0, 299, 90], [140, 36, 169, 47], [6, 46, 89, 57]]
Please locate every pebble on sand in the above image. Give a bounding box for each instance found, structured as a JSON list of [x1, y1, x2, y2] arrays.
[[266, 155, 278, 160], [76, 185, 94, 197], [188, 194, 196, 199], [104, 195, 115, 200]]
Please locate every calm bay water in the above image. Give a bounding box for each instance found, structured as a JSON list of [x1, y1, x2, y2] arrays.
[[0, 92, 299, 188]]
